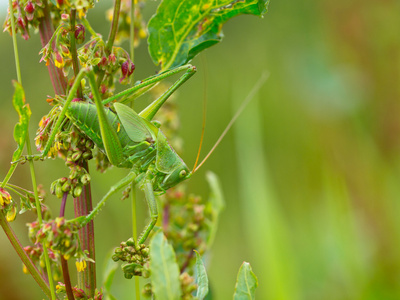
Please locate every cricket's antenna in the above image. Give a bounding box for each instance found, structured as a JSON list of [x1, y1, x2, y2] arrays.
[[192, 55, 208, 173], [193, 72, 269, 173]]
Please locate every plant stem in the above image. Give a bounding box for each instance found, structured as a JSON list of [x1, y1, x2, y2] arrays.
[[26, 130, 57, 300], [74, 161, 96, 298], [130, 184, 140, 299], [8, 0, 21, 83], [97, 0, 122, 87], [69, 9, 82, 98], [60, 192, 75, 300], [0, 213, 52, 298], [130, 0, 135, 69], [106, 0, 122, 54], [1, 0, 22, 188], [38, 0, 67, 95], [6, 1, 56, 298]]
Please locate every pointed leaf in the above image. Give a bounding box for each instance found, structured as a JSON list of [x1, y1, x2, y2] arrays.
[[11, 81, 31, 162], [233, 262, 258, 300], [194, 250, 209, 300], [148, 0, 270, 70], [149, 231, 182, 300], [114, 103, 153, 142], [206, 171, 225, 248]]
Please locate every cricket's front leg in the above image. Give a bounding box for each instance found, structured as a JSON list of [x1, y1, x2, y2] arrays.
[[138, 179, 158, 244], [72, 170, 137, 227]]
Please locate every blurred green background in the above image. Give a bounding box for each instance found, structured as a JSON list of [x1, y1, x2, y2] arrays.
[[1, 0, 400, 299]]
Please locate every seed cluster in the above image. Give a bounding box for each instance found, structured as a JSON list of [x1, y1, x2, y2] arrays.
[[112, 238, 150, 279]]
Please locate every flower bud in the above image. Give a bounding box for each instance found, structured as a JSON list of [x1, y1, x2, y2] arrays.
[[0, 188, 12, 206], [80, 173, 91, 185], [62, 181, 71, 192], [6, 205, 17, 222], [73, 185, 83, 198], [71, 151, 82, 162], [74, 24, 85, 44], [24, 1, 35, 21], [56, 183, 64, 198]]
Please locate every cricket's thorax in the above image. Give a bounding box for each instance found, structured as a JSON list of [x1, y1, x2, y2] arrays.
[[66, 102, 189, 192]]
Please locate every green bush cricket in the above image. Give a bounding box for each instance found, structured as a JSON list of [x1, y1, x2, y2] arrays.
[[16, 64, 266, 245]]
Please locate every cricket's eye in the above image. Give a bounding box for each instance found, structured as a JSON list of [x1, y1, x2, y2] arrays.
[[179, 170, 187, 178]]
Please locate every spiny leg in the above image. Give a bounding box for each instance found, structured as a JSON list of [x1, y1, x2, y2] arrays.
[[102, 64, 196, 106], [75, 170, 137, 227], [139, 65, 197, 121], [137, 179, 158, 244]]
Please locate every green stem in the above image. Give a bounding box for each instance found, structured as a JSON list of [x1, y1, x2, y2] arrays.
[[26, 130, 57, 300], [97, 0, 122, 87], [106, 0, 122, 54], [81, 18, 98, 38], [0, 213, 52, 298], [8, 0, 21, 83], [2, 0, 22, 188], [130, 184, 140, 299], [130, 0, 135, 69], [69, 9, 82, 98]]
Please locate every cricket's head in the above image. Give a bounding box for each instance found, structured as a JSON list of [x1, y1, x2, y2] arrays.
[[155, 129, 192, 191], [159, 160, 192, 191]]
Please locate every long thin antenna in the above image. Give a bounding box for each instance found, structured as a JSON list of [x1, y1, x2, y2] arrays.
[[192, 55, 208, 172], [193, 72, 269, 173]]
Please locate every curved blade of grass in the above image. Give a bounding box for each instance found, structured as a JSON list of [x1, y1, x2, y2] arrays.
[[233, 262, 258, 300], [148, 0, 270, 70], [149, 231, 182, 300]]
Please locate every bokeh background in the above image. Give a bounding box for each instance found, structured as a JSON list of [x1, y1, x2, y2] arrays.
[[1, 0, 400, 299]]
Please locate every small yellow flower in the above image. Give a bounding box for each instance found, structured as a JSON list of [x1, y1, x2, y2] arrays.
[[76, 259, 87, 272], [22, 264, 29, 274], [117, 123, 121, 132], [0, 188, 12, 206], [6, 206, 17, 222], [54, 52, 65, 69]]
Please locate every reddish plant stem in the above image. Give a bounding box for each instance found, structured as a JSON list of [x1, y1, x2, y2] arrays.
[[38, 0, 67, 95], [74, 161, 96, 297], [37, 0, 96, 296], [60, 192, 75, 300]]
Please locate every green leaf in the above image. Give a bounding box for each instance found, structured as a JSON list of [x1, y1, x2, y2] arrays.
[[194, 250, 209, 300], [205, 171, 225, 248], [11, 81, 31, 162], [149, 231, 182, 300], [233, 262, 258, 300], [102, 253, 118, 295], [148, 0, 270, 70]]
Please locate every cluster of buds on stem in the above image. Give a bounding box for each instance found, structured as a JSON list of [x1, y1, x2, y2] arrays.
[[161, 188, 212, 272], [3, 0, 46, 40], [56, 283, 103, 300], [112, 238, 150, 279], [27, 217, 92, 272]]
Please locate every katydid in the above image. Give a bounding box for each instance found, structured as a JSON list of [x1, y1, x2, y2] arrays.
[[22, 64, 197, 244], [18, 64, 266, 245]]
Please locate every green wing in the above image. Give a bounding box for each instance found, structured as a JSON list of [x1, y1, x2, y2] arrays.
[[156, 130, 181, 174], [114, 103, 154, 143]]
